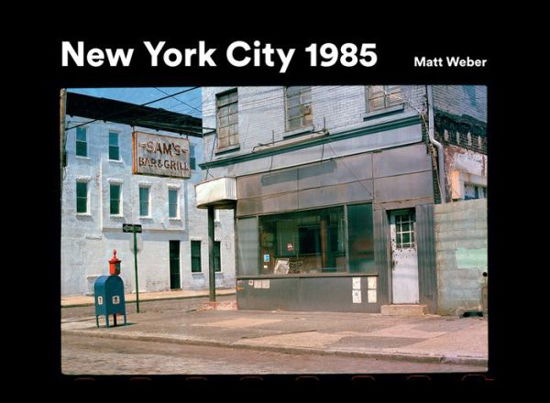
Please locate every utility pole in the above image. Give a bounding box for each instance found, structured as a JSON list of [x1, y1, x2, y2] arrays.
[[60, 89, 67, 193], [208, 205, 216, 303]]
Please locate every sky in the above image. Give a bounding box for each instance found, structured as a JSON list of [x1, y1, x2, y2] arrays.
[[67, 87, 202, 118]]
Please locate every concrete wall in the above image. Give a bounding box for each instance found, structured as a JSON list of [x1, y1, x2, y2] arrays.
[[61, 117, 235, 296], [434, 199, 487, 315]]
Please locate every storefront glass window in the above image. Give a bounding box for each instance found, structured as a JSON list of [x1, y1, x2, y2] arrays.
[[259, 206, 346, 275], [347, 203, 375, 273]]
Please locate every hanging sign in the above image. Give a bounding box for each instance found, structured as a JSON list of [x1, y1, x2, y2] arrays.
[[133, 131, 191, 178]]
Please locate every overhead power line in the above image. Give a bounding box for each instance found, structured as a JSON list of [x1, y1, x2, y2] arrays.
[[65, 86, 200, 132]]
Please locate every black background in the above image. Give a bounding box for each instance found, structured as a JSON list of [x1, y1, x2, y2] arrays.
[[21, 20, 515, 396]]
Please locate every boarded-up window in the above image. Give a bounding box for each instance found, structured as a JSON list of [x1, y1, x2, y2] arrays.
[[367, 85, 403, 112], [216, 89, 239, 150], [285, 86, 312, 131]]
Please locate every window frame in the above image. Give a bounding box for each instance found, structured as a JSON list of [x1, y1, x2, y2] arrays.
[[214, 240, 222, 272], [168, 187, 179, 219], [76, 180, 89, 214], [366, 85, 404, 113], [108, 131, 120, 161], [215, 89, 239, 151], [284, 86, 313, 132], [75, 127, 88, 157], [189, 144, 196, 170], [139, 186, 151, 217], [191, 240, 202, 273], [109, 182, 122, 216]]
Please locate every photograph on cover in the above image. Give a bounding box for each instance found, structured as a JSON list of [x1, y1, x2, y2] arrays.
[[60, 85, 488, 375]]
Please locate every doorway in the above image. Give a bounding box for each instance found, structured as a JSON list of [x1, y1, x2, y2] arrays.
[[389, 209, 419, 304], [169, 240, 181, 289]]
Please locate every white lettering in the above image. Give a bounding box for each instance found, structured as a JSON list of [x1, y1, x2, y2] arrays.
[[143, 41, 165, 67]]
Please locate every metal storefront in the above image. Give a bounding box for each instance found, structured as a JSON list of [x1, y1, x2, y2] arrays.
[[235, 143, 438, 313]]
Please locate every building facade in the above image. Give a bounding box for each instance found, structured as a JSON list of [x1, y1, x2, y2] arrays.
[[61, 92, 235, 296], [199, 85, 487, 314]]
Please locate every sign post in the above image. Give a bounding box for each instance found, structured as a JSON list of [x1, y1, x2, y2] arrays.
[[123, 223, 143, 313]]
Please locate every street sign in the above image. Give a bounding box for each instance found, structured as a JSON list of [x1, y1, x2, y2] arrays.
[[122, 223, 142, 313], [122, 224, 142, 233]]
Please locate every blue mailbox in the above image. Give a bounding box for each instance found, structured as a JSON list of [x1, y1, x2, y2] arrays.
[[94, 275, 127, 327]]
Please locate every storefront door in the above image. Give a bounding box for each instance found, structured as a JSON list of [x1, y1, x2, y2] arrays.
[[389, 209, 419, 304]]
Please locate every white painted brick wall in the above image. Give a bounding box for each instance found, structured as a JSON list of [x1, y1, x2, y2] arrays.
[[201, 85, 428, 168], [61, 117, 235, 296]]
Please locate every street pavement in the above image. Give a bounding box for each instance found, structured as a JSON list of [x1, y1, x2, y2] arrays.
[[61, 289, 488, 371]]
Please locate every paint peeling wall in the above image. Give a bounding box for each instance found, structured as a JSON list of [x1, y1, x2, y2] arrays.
[[443, 145, 488, 201], [434, 199, 487, 315]]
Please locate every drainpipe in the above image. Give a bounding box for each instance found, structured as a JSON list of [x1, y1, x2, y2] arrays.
[[426, 85, 447, 203]]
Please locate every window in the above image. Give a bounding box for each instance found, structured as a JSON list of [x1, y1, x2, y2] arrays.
[[285, 86, 312, 131], [367, 85, 403, 112], [394, 212, 415, 249], [347, 203, 375, 273], [464, 183, 487, 200], [216, 89, 239, 150], [169, 241, 181, 289], [76, 127, 87, 157], [191, 240, 201, 272], [190, 144, 196, 170], [109, 131, 120, 160], [110, 183, 121, 215], [259, 206, 346, 275], [214, 241, 221, 272], [76, 181, 88, 213], [139, 186, 150, 217], [168, 188, 178, 218]]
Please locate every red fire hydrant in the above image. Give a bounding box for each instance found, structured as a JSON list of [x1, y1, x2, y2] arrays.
[[109, 249, 121, 276]]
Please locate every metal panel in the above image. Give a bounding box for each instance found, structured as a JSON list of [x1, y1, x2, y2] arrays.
[[374, 171, 434, 203], [236, 276, 380, 312], [297, 180, 374, 210], [373, 143, 432, 178], [374, 208, 391, 306], [236, 217, 260, 276], [415, 203, 438, 313]]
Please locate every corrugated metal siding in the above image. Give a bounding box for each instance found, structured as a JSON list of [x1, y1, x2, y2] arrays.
[[374, 208, 391, 305], [415, 203, 438, 313]]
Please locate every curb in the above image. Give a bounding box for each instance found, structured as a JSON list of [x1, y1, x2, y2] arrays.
[[61, 292, 237, 308], [62, 328, 487, 367]]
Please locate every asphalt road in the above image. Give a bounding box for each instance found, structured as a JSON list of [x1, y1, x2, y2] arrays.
[[62, 334, 482, 375]]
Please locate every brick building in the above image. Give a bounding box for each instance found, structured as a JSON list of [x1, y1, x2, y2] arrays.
[[61, 92, 235, 296], [197, 85, 487, 314]]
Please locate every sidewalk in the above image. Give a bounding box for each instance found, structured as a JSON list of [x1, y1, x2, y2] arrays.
[[61, 288, 236, 307], [62, 292, 488, 369]]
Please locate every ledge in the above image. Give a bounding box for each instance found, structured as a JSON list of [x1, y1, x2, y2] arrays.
[[282, 125, 314, 139], [199, 114, 422, 170], [215, 144, 240, 155], [362, 104, 405, 121]]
